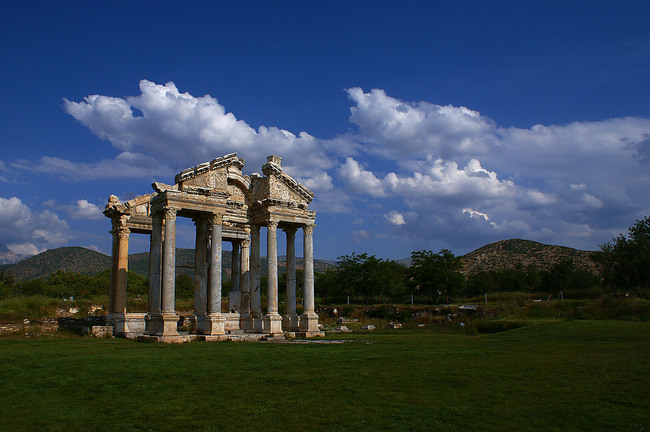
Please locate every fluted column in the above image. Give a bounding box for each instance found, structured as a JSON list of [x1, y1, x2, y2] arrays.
[[110, 216, 130, 315], [267, 221, 279, 314], [193, 217, 208, 319], [300, 224, 319, 333], [203, 213, 225, 335], [228, 240, 241, 313], [231, 240, 241, 292], [161, 208, 177, 313], [148, 213, 163, 314], [239, 237, 251, 320], [263, 220, 282, 334], [283, 227, 299, 331], [159, 207, 179, 337], [145, 212, 163, 335], [249, 224, 262, 332]]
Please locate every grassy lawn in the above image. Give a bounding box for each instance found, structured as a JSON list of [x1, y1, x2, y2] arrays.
[[0, 320, 648, 431]]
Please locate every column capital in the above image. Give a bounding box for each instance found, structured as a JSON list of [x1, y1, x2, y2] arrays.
[[116, 225, 131, 239], [209, 213, 223, 225], [267, 220, 279, 230], [303, 224, 315, 236], [164, 207, 177, 221], [241, 238, 251, 249], [111, 214, 129, 232]]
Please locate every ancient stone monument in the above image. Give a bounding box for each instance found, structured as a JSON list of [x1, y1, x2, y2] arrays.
[[103, 153, 322, 341]]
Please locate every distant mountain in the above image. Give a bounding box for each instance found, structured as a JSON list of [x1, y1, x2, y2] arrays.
[[2, 246, 337, 281], [458, 239, 599, 275], [2, 239, 594, 281], [4, 247, 112, 280], [0, 243, 30, 265]]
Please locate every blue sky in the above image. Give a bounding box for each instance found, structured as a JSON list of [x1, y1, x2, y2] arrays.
[[1, 1, 649, 260]]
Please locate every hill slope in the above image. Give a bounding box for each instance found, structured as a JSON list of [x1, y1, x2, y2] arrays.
[[459, 239, 599, 275], [0, 243, 29, 265], [1, 240, 598, 281], [4, 247, 112, 280], [3, 247, 337, 281]]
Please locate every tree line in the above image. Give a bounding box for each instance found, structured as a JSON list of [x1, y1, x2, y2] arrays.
[[315, 250, 603, 304], [1, 216, 647, 303]]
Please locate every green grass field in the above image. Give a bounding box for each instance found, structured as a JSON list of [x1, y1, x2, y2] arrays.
[[1, 320, 648, 432]]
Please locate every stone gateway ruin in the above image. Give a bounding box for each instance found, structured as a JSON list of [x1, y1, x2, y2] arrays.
[[103, 154, 322, 342]]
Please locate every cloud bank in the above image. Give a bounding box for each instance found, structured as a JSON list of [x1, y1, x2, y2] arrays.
[[15, 80, 649, 254], [0, 197, 70, 255], [57, 80, 333, 186]]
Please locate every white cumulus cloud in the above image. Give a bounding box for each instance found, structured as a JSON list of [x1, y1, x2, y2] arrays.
[[58, 80, 333, 183], [385, 210, 406, 225], [0, 197, 70, 255], [15, 82, 649, 255]]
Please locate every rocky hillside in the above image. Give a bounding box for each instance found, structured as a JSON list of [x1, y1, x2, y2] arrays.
[[2, 247, 112, 280], [0, 243, 29, 265], [459, 239, 600, 275]]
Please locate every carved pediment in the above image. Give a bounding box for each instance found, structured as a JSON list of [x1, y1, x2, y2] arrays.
[[174, 153, 245, 197], [258, 155, 314, 205]]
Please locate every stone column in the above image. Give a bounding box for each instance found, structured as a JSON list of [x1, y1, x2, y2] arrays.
[[263, 220, 282, 334], [231, 240, 241, 291], [159, 207, 179, 338], [239, 237, 251, 328], [300, 224, 320, 334], [249, 224, 262, 332], [228, 240, 241, 313], [145, 212, 163, 335], [283, 227, 299, 331], [111, 217, 130, 335], [202, 213, 225, 335], [193, 217, 208, 331]]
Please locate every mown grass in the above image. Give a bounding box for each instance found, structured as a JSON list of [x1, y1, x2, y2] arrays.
[[0, 320, 648, 432]]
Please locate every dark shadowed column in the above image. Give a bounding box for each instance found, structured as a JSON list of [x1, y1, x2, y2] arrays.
[[263, 220, 282, 334], [283, 227, 299, 331]]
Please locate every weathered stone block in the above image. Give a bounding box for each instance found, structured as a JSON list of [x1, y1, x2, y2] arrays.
[[263, 313, 283, 335]]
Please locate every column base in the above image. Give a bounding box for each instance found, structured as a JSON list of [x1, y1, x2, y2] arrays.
[[247, 316, 264, 333], [283, 313, 300, 332], [300, 311, 320, 333], [112, 313, 146, 337], [262, 313, 283, 335], [144, 313, 162, 335], [238, 313, 252, 331], [160, 312, 180, 337], [197, 313, 226, 335], [144, 312, 180, 337]]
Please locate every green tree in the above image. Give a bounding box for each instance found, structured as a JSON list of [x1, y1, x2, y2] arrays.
[[409, 249, 464, 303], [314, 253, 407, 303], [175, 274, 194, 299], [595, 215, 650, 291]]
